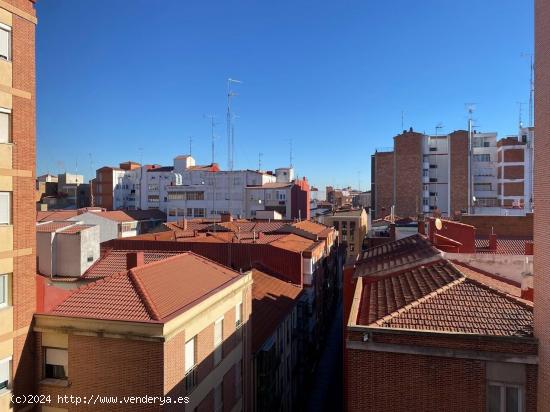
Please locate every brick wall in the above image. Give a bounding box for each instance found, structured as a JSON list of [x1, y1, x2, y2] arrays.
[[460, 214, 533, 238], [395, 131, 422, 218], [503, 182, 524, 196], [373, 151, 394, 219], [449, 130, 469, 214], [345, 331, 538, 412], [9, 0, 37, 401], [504, 148, 525, 162], [534, 0, 550, 408], [503, 165, 525, 179]]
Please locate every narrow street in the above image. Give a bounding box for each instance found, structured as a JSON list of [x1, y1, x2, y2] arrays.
[[306, 302, 343, 412]]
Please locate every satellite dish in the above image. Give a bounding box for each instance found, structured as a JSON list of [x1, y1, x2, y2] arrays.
[[435, 218, 443, 231]]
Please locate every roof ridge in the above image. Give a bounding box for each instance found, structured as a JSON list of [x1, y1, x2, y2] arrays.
[[128, 269, 161, 321], [371, 276, 467, 327]]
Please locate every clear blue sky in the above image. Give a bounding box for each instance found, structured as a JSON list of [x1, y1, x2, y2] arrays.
[[35, 0, 533, 192]]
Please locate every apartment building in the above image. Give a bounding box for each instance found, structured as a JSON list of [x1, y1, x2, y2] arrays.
[[344, 235, 537, 411], [92, 164, 133, 210], [0, 1, 37, 411], [534, 0, 550, 409], [497, 126, 534, 211], [97, 155, 311, 221], [371, 128, 469, 218], [371, 127, 534, 219], [319, 208, 368, 257], [34, 252, 253, 412]]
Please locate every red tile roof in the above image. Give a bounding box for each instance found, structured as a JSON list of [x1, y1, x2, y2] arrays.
[[51, 252, 242, 322], [291, 220, 331, 236], [355, 234, 441, 278], [91, 211, 136, 222], [36, 210, 78, 222], [36, 221, 76, 232], [251, 269, 302, 352], [58, 224, 95, 234], [82, 250, 182, 279], [475, 237, 533, 255], [357, 260, 533, 337]]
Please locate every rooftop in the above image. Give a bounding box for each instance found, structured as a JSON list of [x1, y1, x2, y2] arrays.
[[353, 242, 534, 337], [251, 269, 302, 352], [36, 221, 77, 233], [83, 249, 183, 279], [50, 252, 242, 322], [355, 234, 441, 278]]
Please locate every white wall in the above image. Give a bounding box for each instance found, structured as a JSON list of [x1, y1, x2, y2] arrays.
[[68, 213, 119, 243]]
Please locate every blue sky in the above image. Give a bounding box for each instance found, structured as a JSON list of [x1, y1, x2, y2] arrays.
[[35, 0, 533, 191]]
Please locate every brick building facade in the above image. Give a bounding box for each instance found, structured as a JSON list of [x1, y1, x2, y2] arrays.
[[534, 0, 550, 409], [0, 1, 37, 411]]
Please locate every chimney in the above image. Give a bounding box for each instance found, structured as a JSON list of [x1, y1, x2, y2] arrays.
[[126, 251, 145, 270], [221, 212, 233, 223], [182, 218, 188, 230]]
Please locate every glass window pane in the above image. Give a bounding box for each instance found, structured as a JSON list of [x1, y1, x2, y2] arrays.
[[0, 112, 8, 143], [0, 29, 8, 60], [0, 275, 5, 305], [0, 193, 10, 224], [488, 385, 501, 412], [506, 386, 520, 412], [185, 338, 195, 373]]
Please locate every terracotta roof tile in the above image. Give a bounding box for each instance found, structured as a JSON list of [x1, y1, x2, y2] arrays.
[[355, 234, 441, 278], [251, 269, 302, 352], [358, 260, 533, 337], [83, 250, 182, 279], [36, 211, 78, 223], [36, 221, 76, 232], [58, 224, 95, 234], [51, 252, 242, 322]]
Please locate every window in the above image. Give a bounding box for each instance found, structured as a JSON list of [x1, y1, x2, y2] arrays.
[[474, 154, 491, 162], [187, 208, 193, 217], [214, 317, 223, 365], [487, 383, 523, 412], [185, 337, 195, 374], [475, 183, 492, 192], [235, 302, 242, 328], [0, 192, 10, 224], [148, 194, 160, 203], [429, 178, 438, 183], [214, 383, 223, 412], [0, 357, 10, 391], [44, 348, 68, 380], [0, 24, 11, 61], [148, 184, 159, 191], [0, 274, 7, 308], [0, 109, 10, 143], [429, 164, 438, 169], [87, 252, 94, 263], [193, 208, 205, 218], [429, 147, 437, 152]]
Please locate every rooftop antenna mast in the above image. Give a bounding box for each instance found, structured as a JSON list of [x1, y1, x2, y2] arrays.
[[401, 110, 405, 131], [286, 139, 293, 168], [204, 114, 218, 164], [258, 152, 263, 171], [435, 122, 444, 136], [358, 171, 361, 191], [227, 78, 242, 171], [89, 153, 94, 206], [465, 103, 476, 214], [517, 102, 526, 128], [189, 136, 193, 157], [521, 53, 534, 127]]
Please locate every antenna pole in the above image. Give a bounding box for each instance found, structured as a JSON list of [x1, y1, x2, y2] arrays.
[[258, 152, 263, 171], [189, 136, 193, 156]]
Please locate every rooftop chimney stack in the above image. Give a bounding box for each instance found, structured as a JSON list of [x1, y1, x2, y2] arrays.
[[126, 251, 145, 270]]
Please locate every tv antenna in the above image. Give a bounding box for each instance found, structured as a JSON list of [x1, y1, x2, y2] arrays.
[[204, 114, 218, 164], [521, 53, 534, 127], [435, 123, 444, 136], [227, 78, 242, 171], [188, 136, 193, 156], [258, 152, 263, 171]]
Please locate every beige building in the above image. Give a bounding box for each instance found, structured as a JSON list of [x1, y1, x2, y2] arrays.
[[34, 252, 252, 412], [0, 1, 37, 411], [319, 208, 368, 257]]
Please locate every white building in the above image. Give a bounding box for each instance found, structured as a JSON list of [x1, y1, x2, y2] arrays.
[[108, 156, 306, 221], [68, 211, 138, 242], [36, 221, 100, 278]]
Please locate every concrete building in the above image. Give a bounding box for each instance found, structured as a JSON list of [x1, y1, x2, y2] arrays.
[[34, 252, 253, 412], [344, 235, 537, 411], [534, 0, 550, 409], [0, 2, 37, 411], [319, 208, 368, 257], [97, 155, 311, 221], [36, 221, 100, 279], [68, 210, 138, 242]]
